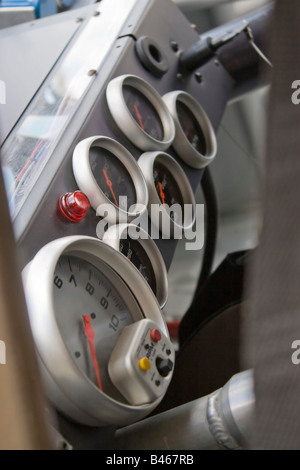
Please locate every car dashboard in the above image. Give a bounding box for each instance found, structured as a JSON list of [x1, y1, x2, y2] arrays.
[[0, 0, 272, 451]]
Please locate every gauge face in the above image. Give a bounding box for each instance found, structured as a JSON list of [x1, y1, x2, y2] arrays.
[[153, 160, 184, 217], [123, 85, 164, 141], [72, 136, 149, 222], [176, 100, 207, 155], [106, 75, 175, 151], [53, 254, 138, 402], [163, 91, 217, 169], [89, 146, 136, 211], [119, 237, 157, 295], [138, 151, 196, 236]]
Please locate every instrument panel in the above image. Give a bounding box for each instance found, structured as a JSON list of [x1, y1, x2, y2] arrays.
[[0, 0, 235, 449]]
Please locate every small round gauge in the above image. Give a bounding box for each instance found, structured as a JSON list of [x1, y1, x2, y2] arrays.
[[138, 152, 196, 237], [177, 101, 207, 154], [72, 136, 148, 223], [121, 238, 157, 293], [89, 146, 136, 212], [106, 74, 175, 151], [22, 236, 172, 426], [153, 161, 184, 214], [162, 91, 217, 169], [123, 85, 164, 141], [103, 223, 168, 308]]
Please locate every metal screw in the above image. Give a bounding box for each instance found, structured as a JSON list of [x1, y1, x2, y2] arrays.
[[195, 72, 203, 83], [170, 40, 179, 53], [76, 17, 83, 23], [93, 11, 100, 16], [214, 59, 220, 66]]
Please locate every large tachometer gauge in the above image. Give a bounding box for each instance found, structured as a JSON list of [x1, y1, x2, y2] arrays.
[[22, 236, 174, 426]]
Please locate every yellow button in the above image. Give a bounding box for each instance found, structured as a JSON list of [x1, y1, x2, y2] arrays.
[[139, 357, 151, 371]]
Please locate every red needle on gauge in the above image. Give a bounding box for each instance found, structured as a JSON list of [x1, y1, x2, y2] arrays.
[[158, 182, 166, 207], [102, 169, 119, 207], [133, 104, 145, 130], [82, 314, 103, 391]]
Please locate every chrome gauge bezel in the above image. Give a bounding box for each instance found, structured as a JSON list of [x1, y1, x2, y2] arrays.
[[72, 136, 148, 222], [138, 151, 196, 237], [22, 236, 169, 427], [162, 90, 217, 169], [103, 223, 168, 308], [106, 74, 175, 151]]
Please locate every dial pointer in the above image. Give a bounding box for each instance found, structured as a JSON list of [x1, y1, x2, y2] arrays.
[[82, 314, 103, 390], [102, 169, 119, 207]]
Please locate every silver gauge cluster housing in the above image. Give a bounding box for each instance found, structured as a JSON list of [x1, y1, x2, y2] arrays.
[[22, 236, 170, 427], [103, 223, 168, 308], [138, 151, 196, 237], [106, 74, 176, 151], [163, 90, 217, 169], [72, 136, 148, 223]]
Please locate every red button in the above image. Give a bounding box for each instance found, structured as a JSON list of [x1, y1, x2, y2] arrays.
[[150, 329, 161, 343], [58, 191, 90, 222]]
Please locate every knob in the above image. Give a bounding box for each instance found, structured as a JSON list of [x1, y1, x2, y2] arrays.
[[156, 357, 174, 377]]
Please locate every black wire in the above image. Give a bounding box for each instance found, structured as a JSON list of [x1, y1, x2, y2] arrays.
[[178, 166, 218, 346], [197, 166, 218, 291]]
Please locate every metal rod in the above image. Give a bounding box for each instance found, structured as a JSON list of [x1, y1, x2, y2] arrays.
[[113, 370, 254, 450], [0, 162, 52, 449], [180, 4, 273, 99]]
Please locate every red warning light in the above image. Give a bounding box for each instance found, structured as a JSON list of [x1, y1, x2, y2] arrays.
[[58, 191, 90, 222]]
